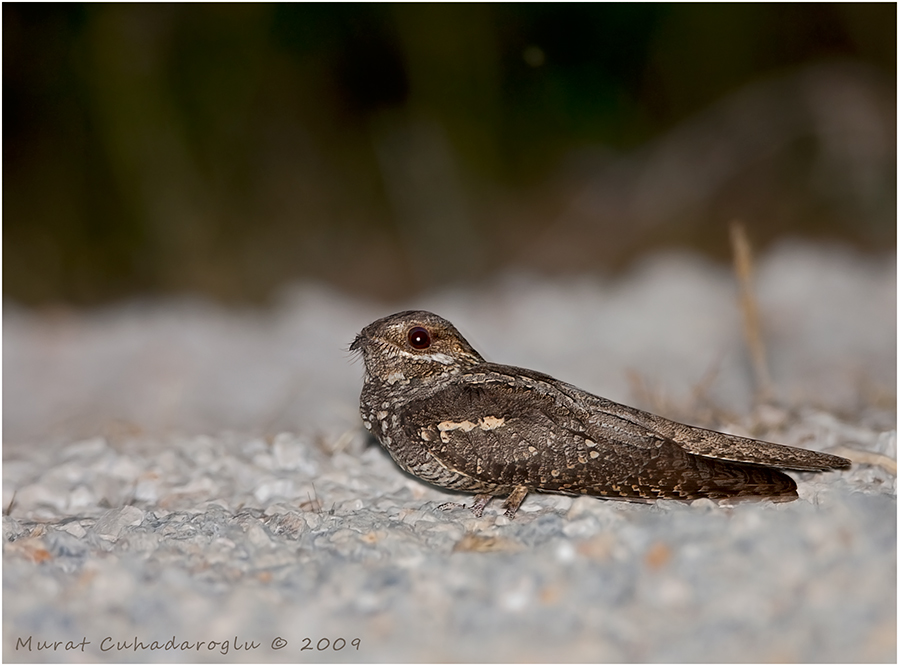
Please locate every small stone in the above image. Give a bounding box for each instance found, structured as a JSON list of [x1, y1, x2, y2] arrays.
[[63, 437, 109, 460], [92, 506, 145, 541], [61, 521, 87, 538], [68, 485, 96, 510]]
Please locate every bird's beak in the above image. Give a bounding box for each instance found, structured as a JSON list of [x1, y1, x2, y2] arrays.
[[348, 334, 365, 353]]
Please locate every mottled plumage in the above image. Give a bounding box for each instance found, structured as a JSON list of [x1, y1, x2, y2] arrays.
[[349, 310, 850, 518]]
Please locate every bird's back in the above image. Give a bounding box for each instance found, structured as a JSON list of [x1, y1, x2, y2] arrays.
[[395, 363, 805, 501]]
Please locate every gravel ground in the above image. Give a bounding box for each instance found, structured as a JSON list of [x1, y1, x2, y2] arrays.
[[3, 242, 896, 662]]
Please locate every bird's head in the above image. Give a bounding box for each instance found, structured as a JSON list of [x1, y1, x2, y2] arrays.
[[349, 310, 484, 384]]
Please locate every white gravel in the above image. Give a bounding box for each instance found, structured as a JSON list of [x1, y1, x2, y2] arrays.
[[3, 241, 896, 662]]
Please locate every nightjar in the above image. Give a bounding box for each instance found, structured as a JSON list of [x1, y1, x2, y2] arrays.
[[349, 310, 850, 518]]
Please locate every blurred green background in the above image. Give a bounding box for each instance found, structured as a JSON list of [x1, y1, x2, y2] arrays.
[[4, 3, 895, 305]]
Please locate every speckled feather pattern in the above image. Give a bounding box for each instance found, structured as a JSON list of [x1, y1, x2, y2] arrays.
[[350, 310, 850, 518]]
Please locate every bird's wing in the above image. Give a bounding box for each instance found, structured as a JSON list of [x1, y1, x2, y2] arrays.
[[560, 387, 851, 471], [399, 372, 796, 500]]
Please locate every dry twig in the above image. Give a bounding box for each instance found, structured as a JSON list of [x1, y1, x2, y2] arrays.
[[730, 221, 773, 402]]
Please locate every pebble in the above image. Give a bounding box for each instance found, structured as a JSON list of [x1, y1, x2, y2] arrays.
[[91, 506, 145, 540]]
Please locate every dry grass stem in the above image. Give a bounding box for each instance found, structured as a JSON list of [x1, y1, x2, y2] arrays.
[[730, 221, 773, 402]]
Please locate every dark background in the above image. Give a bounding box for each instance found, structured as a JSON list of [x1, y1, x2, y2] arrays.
[[4, 3, 895, 306]]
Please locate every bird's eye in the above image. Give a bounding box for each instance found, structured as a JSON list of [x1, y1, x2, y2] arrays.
[[407, 326, 431, 350]]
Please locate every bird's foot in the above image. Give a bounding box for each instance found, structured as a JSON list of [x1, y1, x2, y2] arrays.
[[437, 493, 493, 518], [436, 501, 466, 512], [501, 486, 529, 519], [469, 493, 492, 518]]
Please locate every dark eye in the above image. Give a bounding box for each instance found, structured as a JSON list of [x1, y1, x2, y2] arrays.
[[407, 326, 431, 350]]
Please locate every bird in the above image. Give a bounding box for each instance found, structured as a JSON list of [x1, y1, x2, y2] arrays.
[[349, 310, 851, 518]]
